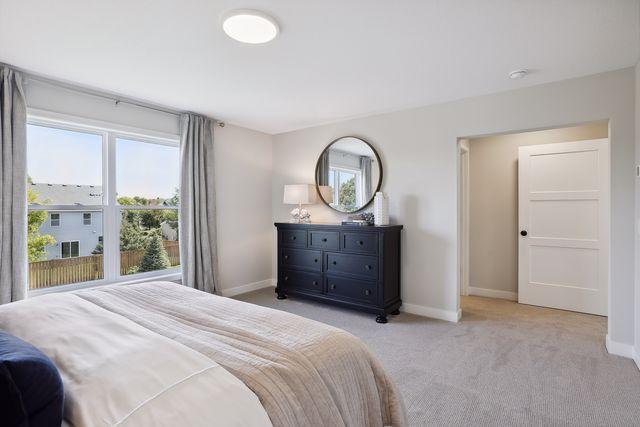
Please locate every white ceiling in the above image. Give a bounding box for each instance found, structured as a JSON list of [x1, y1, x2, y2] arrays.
[[1, 0, 638, 134]]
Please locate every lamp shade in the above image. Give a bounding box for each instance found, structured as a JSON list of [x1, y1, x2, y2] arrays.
[[283, 184, 317, 205], [317, 185, 333, 204]]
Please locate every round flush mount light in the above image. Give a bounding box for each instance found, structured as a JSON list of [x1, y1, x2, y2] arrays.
[[222, 9, 279, 44], [509, 69, 528, 80]]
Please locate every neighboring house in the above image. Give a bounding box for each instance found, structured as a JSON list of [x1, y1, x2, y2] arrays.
[[31, 183, 178, 261], [30, 183, 103, 260]]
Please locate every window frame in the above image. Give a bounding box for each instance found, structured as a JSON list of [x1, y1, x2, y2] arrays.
[[83, 212, 92, 225], [27, 109, 181, 295], [50, 212, 60, 227], [61, 241, 80, 259]]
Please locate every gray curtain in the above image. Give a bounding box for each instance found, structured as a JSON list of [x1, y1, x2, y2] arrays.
[[0, 67, 28, 304], [360, 156, 373, 201], [317, 151, 330, 186], [179, 113, 218, 294]]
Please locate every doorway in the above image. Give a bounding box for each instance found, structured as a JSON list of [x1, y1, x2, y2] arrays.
[[458, 122, 610, 316]]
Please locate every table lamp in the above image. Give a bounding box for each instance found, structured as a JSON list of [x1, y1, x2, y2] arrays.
[[283, 184, 317, 223]]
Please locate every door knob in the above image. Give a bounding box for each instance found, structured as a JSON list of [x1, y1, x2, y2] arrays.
[[520, 230, 528, 236]]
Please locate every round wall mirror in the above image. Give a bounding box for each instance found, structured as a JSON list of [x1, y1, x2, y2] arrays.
[[315, 136, 382, 213]]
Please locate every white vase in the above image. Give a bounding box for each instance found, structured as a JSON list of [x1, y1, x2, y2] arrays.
[[374, 192, 389, 226]]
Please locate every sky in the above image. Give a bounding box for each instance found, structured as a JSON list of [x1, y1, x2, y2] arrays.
[[27, 124, 179, 200]]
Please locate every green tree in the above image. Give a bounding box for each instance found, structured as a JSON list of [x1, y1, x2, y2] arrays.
[[119, 218, 147, 252], [138, 232, 171, 272], [339, 177, 356, 209], [92, 243, 103, 255], [27, 188, 56, 262]]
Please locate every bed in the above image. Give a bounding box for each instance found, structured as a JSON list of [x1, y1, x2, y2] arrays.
[[0, 281, 407, 426]]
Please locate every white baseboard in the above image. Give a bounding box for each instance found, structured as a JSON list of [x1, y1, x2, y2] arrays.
[[468, 286, 518, 301], [401, 303, 461, 323], [633, 346, 640, 371], [221, 279, 275, 297], [605, 334, 635, 359]]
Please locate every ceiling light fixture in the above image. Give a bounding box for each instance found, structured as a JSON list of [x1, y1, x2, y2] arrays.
[[222, 9, 279, 44], [509, 69, 528, 80]]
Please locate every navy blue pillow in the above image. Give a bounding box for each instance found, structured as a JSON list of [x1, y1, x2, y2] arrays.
[[0, 331, 64, 427]]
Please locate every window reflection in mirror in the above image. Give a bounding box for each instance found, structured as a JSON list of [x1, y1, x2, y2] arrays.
[[316, 137, 381, 213]]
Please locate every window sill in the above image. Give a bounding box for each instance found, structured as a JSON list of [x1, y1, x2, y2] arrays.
[[28, 269, 182, 298]]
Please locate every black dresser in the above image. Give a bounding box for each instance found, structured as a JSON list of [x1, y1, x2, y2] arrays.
[[274, 223, 403, 323]]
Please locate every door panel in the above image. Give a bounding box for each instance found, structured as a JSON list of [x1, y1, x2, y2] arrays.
[[518, 139, 608, 316], [529, 200, 598, 240]]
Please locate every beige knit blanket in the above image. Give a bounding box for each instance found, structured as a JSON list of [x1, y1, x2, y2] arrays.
[[76, 281, 407, 427]]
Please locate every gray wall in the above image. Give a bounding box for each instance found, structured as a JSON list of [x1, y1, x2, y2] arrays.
[[468, 123, 609, 296], [214, 124, 274, 292], [272, 68, 636, 345]]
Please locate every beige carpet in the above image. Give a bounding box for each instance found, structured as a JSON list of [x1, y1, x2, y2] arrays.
[[235, 289, 640, 426]]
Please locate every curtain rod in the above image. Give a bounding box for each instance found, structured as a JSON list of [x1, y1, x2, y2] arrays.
[[10, 65, 225, 127]]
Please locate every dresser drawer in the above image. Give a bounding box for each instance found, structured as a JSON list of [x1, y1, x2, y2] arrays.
[[326, 276, 378, 305], [325, 252, 378, 280], [280, 270, 323, 294], [280, 248, 322, 272], [309, 231, 339, 250], [280, 229, 307, 248], [341, 232, 378, 254]]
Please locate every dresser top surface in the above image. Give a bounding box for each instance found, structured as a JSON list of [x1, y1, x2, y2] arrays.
[[274, 222, 403, 231]]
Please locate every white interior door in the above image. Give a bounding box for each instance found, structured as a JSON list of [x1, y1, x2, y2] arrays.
[[518, 139, 609, 316]]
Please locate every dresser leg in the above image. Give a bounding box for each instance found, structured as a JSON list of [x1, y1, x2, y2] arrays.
[[375, 315, 388, 324], [391, 309, 400, 315], [276, 291, 287, 300]]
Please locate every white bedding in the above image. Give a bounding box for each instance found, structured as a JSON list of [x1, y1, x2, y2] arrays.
[[0, 293, 272, 427]]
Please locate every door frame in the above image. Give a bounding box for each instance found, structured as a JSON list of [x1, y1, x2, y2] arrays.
[[457, 140, 470, 304], [456, 123, 611, 320]]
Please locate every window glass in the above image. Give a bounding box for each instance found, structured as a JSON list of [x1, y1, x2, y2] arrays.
[[61, 241, 80, 259], [50, 213, 60, 227], [27, 124, 104, 290], [116, 138, 179, 204], [120, 210, 180, 275], [27, 124, 102, 205]]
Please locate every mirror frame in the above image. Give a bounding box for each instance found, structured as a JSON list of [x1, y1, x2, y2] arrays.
[[314, 135, 383, 213]]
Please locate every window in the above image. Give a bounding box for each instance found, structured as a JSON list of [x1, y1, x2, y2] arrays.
[[50, 213, 60, 227], [27, 119, 180, 291], [61, 241, 80, 259], [329, 167, 362, 211], [116, 138, 180, 276]]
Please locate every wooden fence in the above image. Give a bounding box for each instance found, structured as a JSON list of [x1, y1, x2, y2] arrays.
[[29, 241, 180, 290]]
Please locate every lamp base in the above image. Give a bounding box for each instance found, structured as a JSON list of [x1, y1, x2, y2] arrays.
[[289, 207, 311, 223]]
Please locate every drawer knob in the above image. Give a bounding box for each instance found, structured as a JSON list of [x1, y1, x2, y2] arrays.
[[284, 276, 289, 281], [365, 265, 372, 270], [291, 236, 296, 241], [330, 284, 336, 290], [284, 255, 289, 260], [312, 281, 318, 286], [314, 259, 318, 263], [332, 261, 337, 265], [322, 238, 328, 242], [364, 290, 371, 296], [358, 240, 364, 245]]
